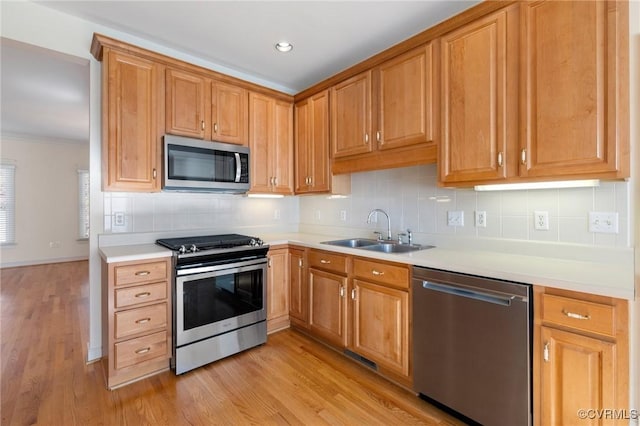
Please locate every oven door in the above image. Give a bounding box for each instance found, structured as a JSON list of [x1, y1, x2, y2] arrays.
[[175, 258, 267, 347]]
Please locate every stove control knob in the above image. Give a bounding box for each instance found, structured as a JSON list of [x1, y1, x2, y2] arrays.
[[250, 238, 263, 246], [250, 238, 257, 246], [189, 244, 198, 253], [256, 238, 263, 246], [178, 245, 187, 254]]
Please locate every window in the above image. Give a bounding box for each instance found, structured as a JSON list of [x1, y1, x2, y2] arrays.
[[78, 169, 89, 239], [0, 163, 16, 245]]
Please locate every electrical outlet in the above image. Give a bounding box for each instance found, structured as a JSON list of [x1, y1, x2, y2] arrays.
[[534, 211, 549, 231], [339, 210, 347, 221], [49, 241, 61, 248], [475, 211, 487, 228], [273, 209, 281, 220], [447, 210, 464, 227], [114, 212, 125, 226], [315, 210, 322, 221], [588, 212, 618, 233]]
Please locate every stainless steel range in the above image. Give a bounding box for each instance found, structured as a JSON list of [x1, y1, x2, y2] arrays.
[[156, 234, 268, 374]]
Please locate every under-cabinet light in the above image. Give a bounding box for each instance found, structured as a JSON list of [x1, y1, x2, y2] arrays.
[[246, 193, 285, 199], [326, 195, 349, 199], [474, 179, 600, 192]]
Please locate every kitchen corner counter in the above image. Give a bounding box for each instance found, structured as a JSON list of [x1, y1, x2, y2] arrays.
[[99, 244, 173, 263], [261, 233, 635, 301]]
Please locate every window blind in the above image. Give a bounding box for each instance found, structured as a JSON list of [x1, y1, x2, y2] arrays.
[[0, 163, 16, 245], [78, 169, 89, 239]]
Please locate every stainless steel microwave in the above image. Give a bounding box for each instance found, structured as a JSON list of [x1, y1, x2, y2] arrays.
[[163, 135, 250, 193]]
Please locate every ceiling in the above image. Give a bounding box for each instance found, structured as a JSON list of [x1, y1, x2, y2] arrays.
[[1, 1, 479, 143]]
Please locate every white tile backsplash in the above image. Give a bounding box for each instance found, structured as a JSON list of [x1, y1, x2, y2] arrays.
[[298, 164, 631, 248], [102, 163, 630, 249]]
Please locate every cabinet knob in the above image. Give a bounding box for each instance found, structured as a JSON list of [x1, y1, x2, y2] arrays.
[[135, 270, 150, 276], [340, 286, 345, 297], [135, 317, 151, 324], [562, 309, 591, 320], [351, 288, 356, 300], [376, 131, 382, 144], [135, 292, 151, 298], [543, 342, 549, 362], [214, 123, 218, 133], [152, 169, 157, 179], [521, 149, 527, 165], [135, 347, 151, 355], [497, 151, 503, 167], [320, 259, 331, 264], [201, 120, 205, 131], [364, 133, 369, 144], [372, 269, 384, 276]]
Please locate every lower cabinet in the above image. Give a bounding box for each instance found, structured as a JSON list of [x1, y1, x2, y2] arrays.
[[534, 288, 628, 426], [304, 249, 412, 385], [288, 247, 308, 326], [101, 256, 172, 389], [266, 246, 290, 333]]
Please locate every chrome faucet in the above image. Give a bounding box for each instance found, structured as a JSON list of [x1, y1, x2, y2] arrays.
[[367, 209, 391, 241]]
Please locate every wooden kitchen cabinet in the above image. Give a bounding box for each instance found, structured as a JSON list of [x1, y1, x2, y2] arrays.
[[439, 5, 518, 185], [330, 44, 438, 174], [101, 256, 172, 388], [440, 1, 629, 186], [534, 287, 629, 426], [165, 68, 206, 139], [351, 258, 410, 380], [288, 247, 308, 326], [166, 68, 248, 145], [101, 49, 162, 192], [267, 247, 290, 333], [519, 0, 628, 180], [308, 250, 349, 347], [249, 92, 294, 195]]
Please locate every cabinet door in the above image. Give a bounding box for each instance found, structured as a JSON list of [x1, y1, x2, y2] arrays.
[[272, 100, 294, 194], [295, 90, 331, 193], [377, 44, 436, 151], [351, 279, 409, 377], [104, 50, 161, 191], [331, 71, 373, 158], [248, 92, 273, 192], [308, 268, 347, 347], [439, 6, 518, 184], [267, 249, 289, 331], [520, 0, 627, 178], [211, 81, 248, 145], [288, 248, 307, 324], [166, 68, 206, 139], [540, 326, 617, 426]]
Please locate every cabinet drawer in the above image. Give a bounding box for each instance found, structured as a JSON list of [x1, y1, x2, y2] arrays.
[[308, 250, 348, 275], [114, 331, 168, 370], [114, 303, 167, 340], [115, 282, 167, 309], [115, 261, 168, 286], [542, 294, 615, 337], [353, 258, 409, 289]]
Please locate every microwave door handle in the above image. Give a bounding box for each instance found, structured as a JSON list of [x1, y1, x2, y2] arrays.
[[234, 153, 241, 183]]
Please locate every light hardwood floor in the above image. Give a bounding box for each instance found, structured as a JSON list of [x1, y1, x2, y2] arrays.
[[1, 261, 464, 425]]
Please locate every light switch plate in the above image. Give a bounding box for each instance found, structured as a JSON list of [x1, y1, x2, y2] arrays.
[[447, 211, 464, 227], [588, 212, 618, 233]]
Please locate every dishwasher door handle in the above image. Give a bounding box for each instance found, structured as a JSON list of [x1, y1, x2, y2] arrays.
[[421, 280, 515, 306]]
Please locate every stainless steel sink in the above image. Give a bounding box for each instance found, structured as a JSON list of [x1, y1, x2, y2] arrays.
[[321, 238, 380, 248], [360, 242, 434, 253], [321, 238, 434, 254]]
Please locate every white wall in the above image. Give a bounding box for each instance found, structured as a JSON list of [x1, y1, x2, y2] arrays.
[[0, 136, 89, 266]]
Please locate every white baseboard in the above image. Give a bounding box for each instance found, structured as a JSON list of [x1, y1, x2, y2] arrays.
[[87, 343, 102, 362], [0, 256, 88, 269]]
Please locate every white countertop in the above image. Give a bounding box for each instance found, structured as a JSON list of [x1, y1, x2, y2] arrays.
[[263, 232, 636, 300], [98, 232, 635, 300]]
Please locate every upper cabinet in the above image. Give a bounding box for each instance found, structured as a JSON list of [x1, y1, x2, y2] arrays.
[[101, 49, 163, 192], [439, 5, 518, 184], [249, 92, 294, 195], [166, 68, 248, 145], [165, 68, 206, 139], [519, 0, 628, 179], [295, 90, 331, 193], [439, 0, 629, 186], [329, 43, 438, 174]]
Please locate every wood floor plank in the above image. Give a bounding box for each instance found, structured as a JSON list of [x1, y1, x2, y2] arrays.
[[1, 261, 465, 426]]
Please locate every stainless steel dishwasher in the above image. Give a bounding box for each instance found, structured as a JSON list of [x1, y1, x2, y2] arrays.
[[412, 266, 531, 426]]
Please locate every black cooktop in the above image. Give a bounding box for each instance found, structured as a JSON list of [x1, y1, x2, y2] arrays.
[[156, 234, 261, 251]]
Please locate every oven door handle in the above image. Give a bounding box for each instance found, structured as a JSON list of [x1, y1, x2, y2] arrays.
[[176, 257, 267, 277]]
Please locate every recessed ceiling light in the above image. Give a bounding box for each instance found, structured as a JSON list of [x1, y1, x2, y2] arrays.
[[275, 42, 293, 53]]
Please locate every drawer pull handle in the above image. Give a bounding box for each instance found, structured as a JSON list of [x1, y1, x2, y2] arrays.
[[372, 270, 384, 276], [135, 292, 151, 298], [320, 259, 331, 264], [135, 347, 151, 355], [562, 310, 591, 320], [136, 317, 151, 324], [135, 271, 151, 276]]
